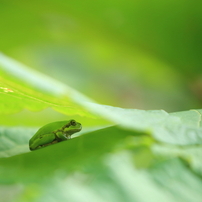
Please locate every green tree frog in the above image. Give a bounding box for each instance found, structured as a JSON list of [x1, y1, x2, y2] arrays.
[[29, 119, 82, 151]]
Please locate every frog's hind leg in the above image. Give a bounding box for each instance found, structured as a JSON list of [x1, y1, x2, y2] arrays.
[[29, 133, 56, 150]]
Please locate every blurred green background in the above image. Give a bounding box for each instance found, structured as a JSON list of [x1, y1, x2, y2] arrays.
[[1, 0, 202, 112]]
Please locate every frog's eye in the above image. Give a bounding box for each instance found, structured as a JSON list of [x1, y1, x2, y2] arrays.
[[70, 120, 77, 126]]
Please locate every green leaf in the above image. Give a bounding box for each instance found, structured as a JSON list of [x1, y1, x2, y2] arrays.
[[149, 158, 202, 202], [85, 104, 202, 145], [152, 144, 202, 177], [1, 114, 202, 201], [2, 125, 202, 202], [1, 53, 202, 147], [170, 109, 202, 127], [0, 53, 95, 117], [0, 127, 36, 158], [0, 126, 143, 183]]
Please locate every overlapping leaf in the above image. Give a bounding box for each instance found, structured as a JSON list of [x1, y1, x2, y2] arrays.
[[0, 53, 94, 117], [1, 54, 202, 201]]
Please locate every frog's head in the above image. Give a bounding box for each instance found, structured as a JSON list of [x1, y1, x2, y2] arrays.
[[63, 119, 82, 137]]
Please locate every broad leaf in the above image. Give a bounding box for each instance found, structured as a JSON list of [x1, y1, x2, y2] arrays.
[[0, 53, 94, 117], [86, 104, 202, 145]]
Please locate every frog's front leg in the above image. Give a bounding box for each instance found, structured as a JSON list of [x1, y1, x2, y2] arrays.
[[29, 133, 57, 150], [55, 131, 71, 141]]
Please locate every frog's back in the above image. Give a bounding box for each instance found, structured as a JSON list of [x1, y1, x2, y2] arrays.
[[29, 121, 68, 144]]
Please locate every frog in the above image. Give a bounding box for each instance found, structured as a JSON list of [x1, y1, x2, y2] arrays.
[[29, 119, 82, 151]]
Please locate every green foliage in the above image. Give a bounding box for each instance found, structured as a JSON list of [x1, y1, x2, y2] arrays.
[[1, 55, 202, 201], [0, 53, 93, 117], [1, 1, 202, 201]]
